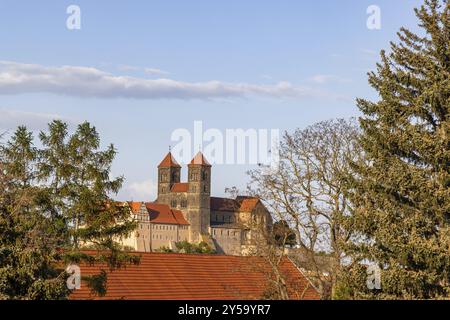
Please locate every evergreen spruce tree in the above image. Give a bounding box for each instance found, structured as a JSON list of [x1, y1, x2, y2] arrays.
[[0, 122, 138, 299], [0, 127, 68, 299], [38, 121, 139, 292], [344, 0, 449, 299]]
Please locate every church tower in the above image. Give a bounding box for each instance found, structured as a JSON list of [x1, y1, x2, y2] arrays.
[[187, 152, 211, 242], [157, 152, 181, 204]]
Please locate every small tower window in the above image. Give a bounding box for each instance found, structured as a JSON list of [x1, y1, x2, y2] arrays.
[[171, 200, 177, 208], [190, 171, 199, 181]]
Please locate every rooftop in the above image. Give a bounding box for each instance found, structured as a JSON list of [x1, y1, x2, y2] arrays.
[[189, 151, 211, 167], [158, 152, 181, 168], [128, 201, 189, 225], [70, 252, 320, 300], [210, 196, 261, 213]]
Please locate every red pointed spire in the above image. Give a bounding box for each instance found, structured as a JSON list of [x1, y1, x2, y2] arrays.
[[189, 152, 211, 167], [158, 152, 181, 168]]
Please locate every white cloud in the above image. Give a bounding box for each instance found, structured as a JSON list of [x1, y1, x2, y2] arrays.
[[309, 74, 351, 85], [127, 179, 157, 201], [0, 108, 69, 131], [0, 61, 342, 101], [144, 67, 170, 77]]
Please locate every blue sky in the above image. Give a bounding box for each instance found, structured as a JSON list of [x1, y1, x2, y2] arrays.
[[0, 0, 423, 200]]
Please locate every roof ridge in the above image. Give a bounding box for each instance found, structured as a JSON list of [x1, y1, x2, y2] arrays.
[[189, 151, 211, 166], [158, 152, 181, 168]]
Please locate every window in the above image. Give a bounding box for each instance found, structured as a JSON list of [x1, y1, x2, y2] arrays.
[[181, 200, 187, 208], [191, 171, 200, 181], [171, 200, 177, 208]]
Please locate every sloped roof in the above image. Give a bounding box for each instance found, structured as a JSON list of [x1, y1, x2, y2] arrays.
[[127, 201, 143, 213], [189, 152, 211, 167], [210, 197, 239, 212], [171, 182, 189, 193], [128, 201, 189, 225], [210, 196, 261, 213], [70, 252, 320, 300], [158, 152, 181, 168], [236, 196, 260, 212]]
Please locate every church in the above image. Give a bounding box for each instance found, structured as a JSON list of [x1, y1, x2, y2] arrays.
[[120, 151, 272, 255]]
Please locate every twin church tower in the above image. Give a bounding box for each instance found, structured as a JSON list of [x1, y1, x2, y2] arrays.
[[121, 151, 271, 255], [156, 151, 212, 242]]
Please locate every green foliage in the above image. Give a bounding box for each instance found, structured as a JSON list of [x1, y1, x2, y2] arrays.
[[344, 0, 450, 299], [82, 270, 108, 297], [158, 241, 216, 254], [0, 121, 139, 299], [0, 127, 69, 299]]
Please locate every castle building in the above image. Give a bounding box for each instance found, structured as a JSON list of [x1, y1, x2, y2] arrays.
[[121, 152, 272, 256]]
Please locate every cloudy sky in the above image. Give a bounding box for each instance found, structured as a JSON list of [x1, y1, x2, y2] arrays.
[[0, 0, 422, 200]]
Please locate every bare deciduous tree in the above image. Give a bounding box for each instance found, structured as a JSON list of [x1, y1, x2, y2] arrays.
[[247, 119, 362, 299]]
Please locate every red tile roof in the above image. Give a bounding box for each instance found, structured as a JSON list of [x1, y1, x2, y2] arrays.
[[70, 252, 320, 300], [210, 197, 260, 213], [128, 201, 143, 213], [189, 152, 211, 167], [129, 202, 189, 225], [236, 196, 260, 212], [171, 182, 189, 193], [158, 152, 181, 168]]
